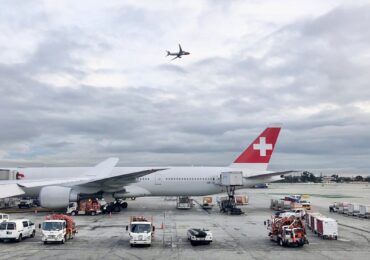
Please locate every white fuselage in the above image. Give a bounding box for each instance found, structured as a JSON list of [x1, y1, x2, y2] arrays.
[[14, 166, 280, 198]]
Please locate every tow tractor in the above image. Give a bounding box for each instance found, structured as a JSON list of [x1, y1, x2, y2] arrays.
[[187, 228, 213, 246], [265, 216, 308, 247], [126, 216, 155, 247]]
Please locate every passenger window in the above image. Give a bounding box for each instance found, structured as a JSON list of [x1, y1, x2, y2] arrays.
[[23, 221, 29, 227], [7, 223, 15, 230]]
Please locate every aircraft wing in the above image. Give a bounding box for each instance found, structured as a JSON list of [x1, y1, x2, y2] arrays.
[[171, 56, 180, 61], [246, 170, 298, 179], [76, 168, 168, 191], [0, 184, 26, 198]]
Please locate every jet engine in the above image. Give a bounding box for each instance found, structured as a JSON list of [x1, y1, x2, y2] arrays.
[[39, 186, 78, 208]]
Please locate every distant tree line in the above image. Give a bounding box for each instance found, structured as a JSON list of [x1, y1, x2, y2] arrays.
[[278, 171, 370, 183]]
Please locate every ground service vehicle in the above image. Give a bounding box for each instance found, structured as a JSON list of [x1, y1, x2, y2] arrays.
[[0, 219, 35, 242], [202, 197, 214, 210], [329, 202, 339, 212], [176, 197, 192, 209], [41, 214, 76, 244], [187, 228, 213, 246], [126, 216, 155, 247], [67, 199, 102, 216], [315, 217, 338, 240], [266, 216, 308, 247], [0, 213, 9, 223], [18, 198, 35, 209]]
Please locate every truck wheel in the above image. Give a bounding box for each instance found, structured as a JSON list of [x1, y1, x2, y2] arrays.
[[44, 241, 47, 245], [71, 211, 76, 216], [31, 230, 35, 238], [61, 236, 66, 244], [91, 211, 96, 216], [279, 239, 284, 247], [17, 234, 22, 242]]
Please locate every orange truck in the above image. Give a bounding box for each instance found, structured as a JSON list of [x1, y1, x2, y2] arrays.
[[40, 214, 76, 244], [67, 198, 102, 216], [266, 215, 308, 247]]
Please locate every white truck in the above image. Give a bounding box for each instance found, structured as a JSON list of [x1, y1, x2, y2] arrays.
[[0, 213, 9, 223], [40, 214, 76, 244], [176, 196, 192, 209], [126, 216, 155, 247], [0, 219, 35, 242]]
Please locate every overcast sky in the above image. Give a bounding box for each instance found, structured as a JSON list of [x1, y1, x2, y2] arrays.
[[1, 0, 370, 174]]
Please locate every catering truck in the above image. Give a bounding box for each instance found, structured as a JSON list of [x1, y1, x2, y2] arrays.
[[126, 216, 155, 247], [40, 214, 76, 244]]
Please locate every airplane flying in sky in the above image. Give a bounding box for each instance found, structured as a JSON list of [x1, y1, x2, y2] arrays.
[[166, 44, 190, 60], [0, 125, 292, 208]]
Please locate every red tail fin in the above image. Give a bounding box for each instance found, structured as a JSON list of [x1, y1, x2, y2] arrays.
[[230, 125, 281, 170]]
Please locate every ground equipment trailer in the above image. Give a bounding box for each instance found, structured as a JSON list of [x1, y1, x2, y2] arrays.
[[359, 205, 370, 218], [126, 216, 155, 247], [201, 197, 214, 210], [40, 214, 76, 244], [315, 217, 338, 240], [266, 216, 308, 247]]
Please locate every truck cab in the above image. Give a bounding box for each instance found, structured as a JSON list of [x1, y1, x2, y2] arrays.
[[176, 196, 192, 209], [126, 216, 155, 246], [41, 220, 67, 244], [280, 226, 308, 247]]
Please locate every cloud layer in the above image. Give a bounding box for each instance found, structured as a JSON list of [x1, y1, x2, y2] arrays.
[[0, 1, 370, 174]]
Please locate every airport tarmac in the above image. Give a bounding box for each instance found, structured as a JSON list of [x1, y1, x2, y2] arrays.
[[1, 183, 369, 260]]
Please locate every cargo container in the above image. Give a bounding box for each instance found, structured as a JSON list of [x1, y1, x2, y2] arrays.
[[235, 195, 249, 205], [347, 203, 360, 216], [307, 212, 323, 232], [359, 205, 370, 218], [315, 217, 338, 240], [338, 202, 349, 214]]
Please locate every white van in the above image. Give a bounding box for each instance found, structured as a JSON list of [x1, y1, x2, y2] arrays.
[[0, 213, 9, 223], [0, 219, 36, 242]]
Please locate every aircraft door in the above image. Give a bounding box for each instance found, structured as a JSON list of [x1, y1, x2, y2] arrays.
[[155, 174, 162, 185]]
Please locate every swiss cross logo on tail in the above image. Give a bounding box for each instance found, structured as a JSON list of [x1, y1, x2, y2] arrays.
[[253, 137, 273, 157], [232, 125, 281, 165]]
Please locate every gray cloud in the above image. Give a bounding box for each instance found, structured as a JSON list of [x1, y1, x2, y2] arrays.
[[0, 2, 369, 174]]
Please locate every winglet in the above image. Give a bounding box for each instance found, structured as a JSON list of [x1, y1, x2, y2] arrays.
[[84, 157, 119, 178]]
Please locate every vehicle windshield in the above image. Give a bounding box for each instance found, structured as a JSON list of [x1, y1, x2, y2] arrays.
[[131, 224, 151, 233], [42, 222, 63, 231], [0, 223, 6, 230], [179, 198, 189, 203]]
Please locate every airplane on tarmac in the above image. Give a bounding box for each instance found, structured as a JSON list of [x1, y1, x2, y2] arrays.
[[166, 44, 190, 60], [0, 125, 293, 209]]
